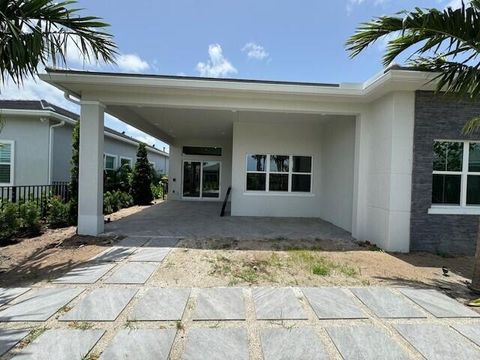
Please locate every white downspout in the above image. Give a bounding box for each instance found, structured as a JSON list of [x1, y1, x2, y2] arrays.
[[48, 120, 65, 184]]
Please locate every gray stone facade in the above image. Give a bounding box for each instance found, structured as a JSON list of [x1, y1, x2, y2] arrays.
[[410, 91, 480, 255]]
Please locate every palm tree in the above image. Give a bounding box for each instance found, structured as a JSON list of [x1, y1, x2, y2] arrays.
[[0, 0, 117, 84], [346, 0, 480, 291]]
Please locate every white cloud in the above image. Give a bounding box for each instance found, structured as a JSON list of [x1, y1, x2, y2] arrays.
[[51, 38, 151, 73], [196, 44, 237, 78], [242, 42, 269, 60], [117, 54, 150, 73], [346, 0, 388, 14]]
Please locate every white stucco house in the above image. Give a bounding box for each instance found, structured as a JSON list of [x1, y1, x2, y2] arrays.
[[40, 67, 480, 255], [0, 100, 169, 187]]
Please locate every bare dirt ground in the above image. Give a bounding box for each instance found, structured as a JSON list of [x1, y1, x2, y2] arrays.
[[152, 237, 476, 304], [0, 200, 477, 305], [0, 202, 162, 287]]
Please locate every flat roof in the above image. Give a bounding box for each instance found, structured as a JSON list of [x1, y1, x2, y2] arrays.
[[45, 67, 341, 88]]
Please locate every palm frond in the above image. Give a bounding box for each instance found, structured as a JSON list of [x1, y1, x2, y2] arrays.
[[346, 2, 480, 68], [463, 115, 480, 134], [0, 0, 117, 84]]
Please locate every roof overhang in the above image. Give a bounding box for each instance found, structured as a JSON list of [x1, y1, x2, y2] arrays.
[[39, 68, 437, 145], [0, 108, 77, 125]]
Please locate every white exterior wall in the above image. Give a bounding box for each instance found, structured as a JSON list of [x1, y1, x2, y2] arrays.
[[231, 112, 355, 229], [168, 138, 232, 201], [320, 118, 355, 231], [0, 116, 50, 185], [52, 123, 74, 183], [353, 91, 415, 252], [104, 136, 168, 174]]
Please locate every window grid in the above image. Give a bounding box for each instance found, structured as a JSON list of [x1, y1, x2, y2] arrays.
[[104, 154, 117, 171], [246, 154, 312, 193], [0, 141, 13, 185], [432, 140, 480, 207], [120, 157, 132, 168]]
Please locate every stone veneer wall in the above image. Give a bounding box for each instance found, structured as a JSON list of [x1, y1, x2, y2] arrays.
[[410, 91, 480, 255]]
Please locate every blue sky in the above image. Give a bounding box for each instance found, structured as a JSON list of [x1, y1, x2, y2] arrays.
[[0, 0, 463, 150]]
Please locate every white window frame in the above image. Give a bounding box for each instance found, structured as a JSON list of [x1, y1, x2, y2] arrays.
[[119, 156, 132, 168], [245, 154, 313, 195], [104, 153, 117, 171], [0, 140, 14, 186], [181, 160, 222, 200], [429, 140, 480, 215]]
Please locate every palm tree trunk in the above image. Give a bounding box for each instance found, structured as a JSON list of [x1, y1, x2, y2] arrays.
[[470, 217, 480, 293]]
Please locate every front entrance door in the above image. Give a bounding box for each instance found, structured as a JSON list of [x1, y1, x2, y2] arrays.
[[183, 161, 221, 199]]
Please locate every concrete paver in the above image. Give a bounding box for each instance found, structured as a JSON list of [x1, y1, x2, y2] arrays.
[[92, 247, 136, 262], [60, 288, 137, 321], [12, 329, 104, 360], [182, 328, 248, 360], [129, 288, 190, 321], [351, 287, 426, 318], [104, 262, 157, 284], [400, 288, 480, 318], [253, 288, 307, 320], [0, 329, 30, 356], [0, 288, 83, 322], [395, 323, 480, 359], [100, 329, 176, 360], [302, 288, 367, 319], [53, 263, 115, 284], [129, 247, 171, 262], [452, 324, 480, 347], [0, 288, 30, 307], [193, 288, 245, 321], [260, 328, 328, 360]]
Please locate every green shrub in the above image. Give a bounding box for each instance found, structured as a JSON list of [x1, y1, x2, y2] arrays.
[[0, 201, 19, 243], [104, 191, 133, 215], [18, 201, 42, 236], [47, 197, 70, 229], [103, 191, 115, 215], [151, 183, 164, 199], [131, 143, 153, 205], [118, 191, 133, 208]]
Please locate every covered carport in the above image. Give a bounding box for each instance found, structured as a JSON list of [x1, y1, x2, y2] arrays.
[[40, 68, 421, 253]]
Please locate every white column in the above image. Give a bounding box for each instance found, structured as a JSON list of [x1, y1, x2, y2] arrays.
[[78, 101, 105, 235]]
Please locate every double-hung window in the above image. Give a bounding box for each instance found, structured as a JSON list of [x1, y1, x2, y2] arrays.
[[120, 157, 132, 168], [246, 154, 312, 193], [104, 154, 117, 171], [431, 140, 480, 213], [0, 141, 14, 185]]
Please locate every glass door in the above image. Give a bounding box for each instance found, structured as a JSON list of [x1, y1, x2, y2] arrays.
[[202, 161, 220, 198], [183, 161, 201, 197], [183, 161, 221, 199]]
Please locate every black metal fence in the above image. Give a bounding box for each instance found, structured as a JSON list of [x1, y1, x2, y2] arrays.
[[0, 182, 70, 216]]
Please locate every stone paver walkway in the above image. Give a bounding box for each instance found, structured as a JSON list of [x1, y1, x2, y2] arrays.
[[1, 236, 480, 359]]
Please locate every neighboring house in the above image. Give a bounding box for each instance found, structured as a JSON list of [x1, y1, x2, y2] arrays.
[[0, 100, 169, 187], [41, 68, 480, 255]]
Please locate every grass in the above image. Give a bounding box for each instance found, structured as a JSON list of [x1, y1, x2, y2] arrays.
[[287, 250, 358, 277], [19, 327, 47, 348], [207, 247, 358, 284], [69, 321, 94, 330], [209, 253, 281, 284]]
